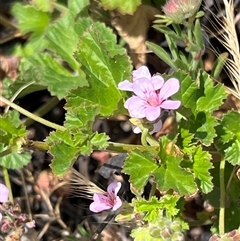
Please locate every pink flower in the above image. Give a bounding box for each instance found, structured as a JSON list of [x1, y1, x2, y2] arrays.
[[26, 220, 35, 228], [118, 66, 181, 122], [162, 0, 201, 23], [0, 183, 9, 203], [89, 182, 122, 213]]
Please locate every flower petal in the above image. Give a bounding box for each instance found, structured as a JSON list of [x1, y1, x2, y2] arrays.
[[0, 213, 2, 223], [90, 193, 112, 213], [0, 184, 9, 203], [118, 80, 133, 91], [159, 78, 180, 100], [150, 75, 164, 90], [145, 106, 161, 121], [125, 96, 146, 119], [132, 79, 154, 99], [132, 66, 151, 80], [160, 100, 181, 110], [112, 196, 122, 211], [26, 220, 35, 228], [107, 182, 121, 196], [149, 119, 163, 134]]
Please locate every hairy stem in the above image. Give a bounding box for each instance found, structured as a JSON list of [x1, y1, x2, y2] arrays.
[[22, 96, 60, 127], [219, 158, 226, 235], [0, 95, 65, 131], [3, 167, 13, 203]]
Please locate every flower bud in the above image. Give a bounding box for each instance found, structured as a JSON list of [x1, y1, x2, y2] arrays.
[[149, 226, 161, 238], [160, 227, 172, 239], [162, 0, 202, 23]]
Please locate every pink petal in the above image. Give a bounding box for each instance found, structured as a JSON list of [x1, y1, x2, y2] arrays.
[[26, 220, 35, 228], [112, 196, 122, 211], [90, 193, 112, 213], [107, 182, 121, 196], [125, 96, 146, 119], [90, 201, 112, 213], [160, 100, 181, 110], [132, 79, 155, 99], [132, 66, 151, 80], [150, 75, 164, 90], [149, 119, 163, 134], [145, 106, 161, 121], [118, 80, 133, 91], [0, 184, 9, 203], [0, 213, 2, 222], [159, 78, 180, 100]]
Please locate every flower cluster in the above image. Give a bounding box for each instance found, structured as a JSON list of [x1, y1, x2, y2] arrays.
[[118, 66, 181, 133], [0, 183, 35, 239], [89, 182, 122, 213], [162, 0, 201, 23]]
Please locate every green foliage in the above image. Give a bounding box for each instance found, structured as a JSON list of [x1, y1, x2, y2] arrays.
[[99, 0, 141, 14], [0, 111, 31, 169]]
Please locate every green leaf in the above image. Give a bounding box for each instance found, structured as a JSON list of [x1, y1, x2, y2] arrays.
[[194, 19, 203, 48], [196, 72, 227, 113], [99, 0, 141, 14], [221, 111, 240, 139], [131, 226, 161, 241], [224, 136, 240, 165], [135, 195, 180, 222], [44, 13, 79, 70], [46, 131, 80, 176], [123, 150, 158, 194], [0, 144, 31, 169], [11, 3, 50, 35], [192, 146, 213, 193], [191, 112, 218, 146], [211, 53, 228, 79], [66, 22, 131, 121], [64, 102, 100, 131], [68, 0, 89, 17], [90, 132, 109, 149], [153, 156, 197, 195], [146, 41, 177, 70], [31, 0, 55, 12]]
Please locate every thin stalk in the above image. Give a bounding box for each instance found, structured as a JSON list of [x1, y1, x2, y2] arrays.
[[22, 96, 60, 127], [0, 95, 65, 131], [2, 167, 13, 203], [219, 158, 226, 235]]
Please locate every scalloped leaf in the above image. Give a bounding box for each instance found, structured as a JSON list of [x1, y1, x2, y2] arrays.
[[123, 150, 158, 194], [99, 0, 141, 14], [0, 144, 31, 169], [44, 13, 79, 70], [196, 72, 227, 112], [192, 146, 213, 193], [153, 156, 197, 195], [224, 136, 240, 165], [11, 3, 50, 35], [66, 22, 131, 124], [135, 195, 180, 222], [68, 0, 89, 17]]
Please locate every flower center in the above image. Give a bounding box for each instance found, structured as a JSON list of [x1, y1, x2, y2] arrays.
[[147, 92, 160, 107]]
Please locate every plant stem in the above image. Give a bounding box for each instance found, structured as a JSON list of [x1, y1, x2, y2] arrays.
[[0, 95, 65, 131], [22, 96, 60, 127], [2, 167, 13, 203], [219, 158, 226, 236]]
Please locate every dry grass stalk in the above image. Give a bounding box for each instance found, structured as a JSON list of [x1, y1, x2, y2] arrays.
[[68, 168, 106, 199], [204, 0, 240, 100]]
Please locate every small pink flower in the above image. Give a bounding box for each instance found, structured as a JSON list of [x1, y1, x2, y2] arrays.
[[89, 182, 122, 213], [26, 220, 35, 228], [162, 0, 201, 23], [118, 66, 181, 122], [0, 183, 9, 203]]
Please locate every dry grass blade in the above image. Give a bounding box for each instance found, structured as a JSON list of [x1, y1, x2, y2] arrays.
[[204, 0, 240, 100], [68, 169, 106, 199]]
